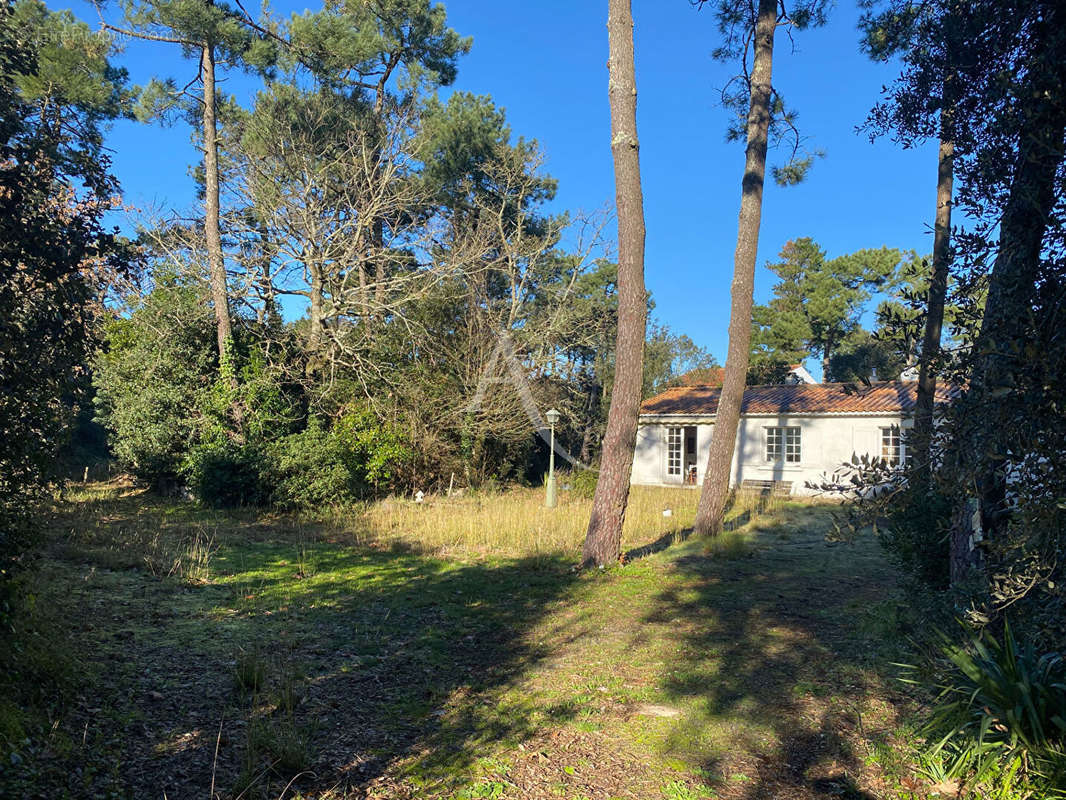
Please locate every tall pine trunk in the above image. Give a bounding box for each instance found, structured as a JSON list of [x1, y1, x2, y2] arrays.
[[201, 42, 232, 358], [582, 0, 647, 567], [912, 107, 953, 487], [692, 0, 776, 537]]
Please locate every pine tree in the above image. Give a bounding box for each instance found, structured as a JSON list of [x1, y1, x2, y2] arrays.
[[94, 0, 279, 358], [582, 0, 647, 567], [691, 0, 829, 537], [751, 238, 902, 379], [287, 0, 469, 330]]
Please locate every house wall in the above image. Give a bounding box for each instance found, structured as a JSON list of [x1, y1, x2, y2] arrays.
[[631, 415, 912, 494]]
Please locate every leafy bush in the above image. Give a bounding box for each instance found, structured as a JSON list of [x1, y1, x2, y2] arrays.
[[914, 623, 1066, 796], [333, 409, 411, 492], [183, 441, 270, 508], [93, 279, 218, 489], [876, 486, 955, 589], [266, 421, 367, 510]]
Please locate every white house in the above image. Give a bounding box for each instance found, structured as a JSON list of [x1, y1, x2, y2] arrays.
[[632, 380, 956, 495]]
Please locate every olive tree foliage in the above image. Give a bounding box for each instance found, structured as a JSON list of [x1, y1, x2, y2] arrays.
[[1, 1, 131, 621], [836, 0, 1066, 648]]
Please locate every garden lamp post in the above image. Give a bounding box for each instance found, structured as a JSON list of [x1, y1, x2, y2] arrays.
[[545, 408, 561, 508]]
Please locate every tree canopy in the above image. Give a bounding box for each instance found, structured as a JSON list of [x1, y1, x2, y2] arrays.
[[751, 237, 902, 380]]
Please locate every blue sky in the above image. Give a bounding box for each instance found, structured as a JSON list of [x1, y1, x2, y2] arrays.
[[69, 0, 937, 368]]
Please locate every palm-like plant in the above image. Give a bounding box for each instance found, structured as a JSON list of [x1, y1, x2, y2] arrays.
[[916, 622, 1066, 796]]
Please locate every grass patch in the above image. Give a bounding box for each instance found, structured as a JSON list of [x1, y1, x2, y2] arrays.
[[702, 530, 754, 559], [356, 483, 708, 556], [3, 480, 924, 799]]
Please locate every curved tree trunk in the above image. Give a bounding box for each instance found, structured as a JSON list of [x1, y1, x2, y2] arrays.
[[692, 0, 777, 537], [582, 0, 647, 567], [912, 108, 953, 488], [202, 42, 232, 358]]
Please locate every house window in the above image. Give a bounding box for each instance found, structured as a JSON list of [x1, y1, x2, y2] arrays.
[[666, 427, 682, 476], [766, 427, 801, 464], [881, 427, 903, 466]]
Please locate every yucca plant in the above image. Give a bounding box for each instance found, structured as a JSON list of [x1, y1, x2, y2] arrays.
[[916, 622, 1066, 797]]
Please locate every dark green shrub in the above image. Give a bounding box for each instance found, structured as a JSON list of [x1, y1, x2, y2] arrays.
[[877, 486, 955, 589], [915, 623, 1066, 796], [333, 408, 412, 492], [93, 279, 218, 489], [266, 421, 367, 510], [184, 441, 270, 508]]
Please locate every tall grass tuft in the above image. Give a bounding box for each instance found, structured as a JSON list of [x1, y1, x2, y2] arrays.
[[142, 526, 217, 582], [235, 647, 267, 694], [704, 530, 754, 559], [231, 646, 314, 798], [913, 622, 1066, 796]]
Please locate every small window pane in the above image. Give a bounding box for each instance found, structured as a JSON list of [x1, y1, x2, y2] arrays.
[[785, 427, 801, 463], [766, 427, 782, 462]]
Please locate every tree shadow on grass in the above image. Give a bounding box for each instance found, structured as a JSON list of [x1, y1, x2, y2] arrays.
[[623, 517, 756, 561], [625, 527, 694, 559], [31, 491, 590, 799], [639, 511, 903, 800], [623, 493, 766, 561]]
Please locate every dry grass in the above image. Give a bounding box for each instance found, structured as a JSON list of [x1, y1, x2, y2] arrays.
[[52, 479, 792, 566], [348, 484, 789, 557], [357, 485, 695, 555], [54, 482, 220, 581]]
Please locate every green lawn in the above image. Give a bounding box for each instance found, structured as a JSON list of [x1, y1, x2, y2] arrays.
[[3, 483, 924, 799]]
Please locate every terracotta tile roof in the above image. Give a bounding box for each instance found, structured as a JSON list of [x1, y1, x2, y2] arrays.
[[640, 381, 959, 417], [674, 366, 725, 386]]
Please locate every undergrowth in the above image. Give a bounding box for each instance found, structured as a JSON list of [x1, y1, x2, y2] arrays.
[[907, 623, 1066, 799]]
